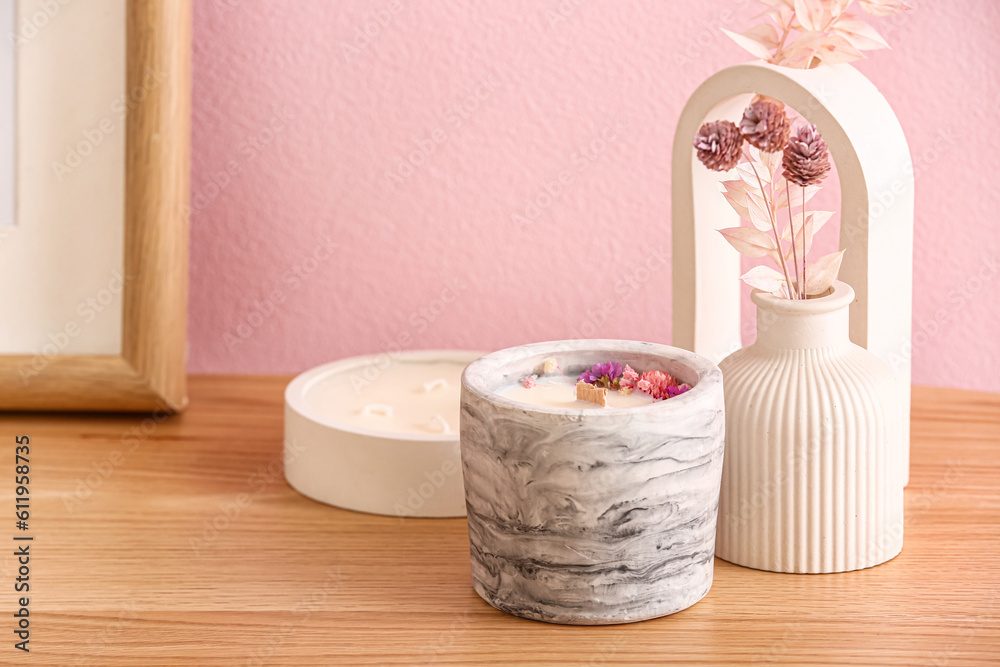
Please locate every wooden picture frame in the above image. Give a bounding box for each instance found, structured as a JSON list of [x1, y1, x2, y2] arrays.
[[0, 0, 190, 412]]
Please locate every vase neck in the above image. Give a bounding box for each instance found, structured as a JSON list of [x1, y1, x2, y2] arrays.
[[755, 307, 850, 350], [751, 282, 855, 351]]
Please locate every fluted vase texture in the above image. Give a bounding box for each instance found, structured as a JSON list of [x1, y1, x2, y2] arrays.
[[716, 281, 904, 573]]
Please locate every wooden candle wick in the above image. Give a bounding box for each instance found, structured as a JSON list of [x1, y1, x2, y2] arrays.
[[575, 381, 607, 407]]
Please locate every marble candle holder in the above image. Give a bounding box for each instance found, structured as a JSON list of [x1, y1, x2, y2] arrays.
[[460, 340, 725, 625]]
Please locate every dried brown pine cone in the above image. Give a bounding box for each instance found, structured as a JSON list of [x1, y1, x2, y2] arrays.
[[693, 120, 743, 172], [782, 124, 832, 186], [740, 100, 790, 153]]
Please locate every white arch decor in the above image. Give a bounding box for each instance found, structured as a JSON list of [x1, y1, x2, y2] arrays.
[[671, 60, 913, 482]]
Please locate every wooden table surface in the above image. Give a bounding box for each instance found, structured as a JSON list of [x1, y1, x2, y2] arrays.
[[1, 377, 998, 666]]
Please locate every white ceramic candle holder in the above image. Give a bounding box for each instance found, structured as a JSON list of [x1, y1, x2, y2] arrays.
[[460, 340, 725, 625], [284, 350, 482, 518]]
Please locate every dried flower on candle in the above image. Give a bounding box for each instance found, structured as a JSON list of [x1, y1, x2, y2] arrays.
[[637, 370, 676, 400], [694, 120, 744, 172], [578, 362, 624, 389], [522, 374, 538, 389], [740, 100, 790, 154], [667, 384, 692, 398], [619, 365, 640, 391], [541, 358, 560, 375], [577, 362, 689, 401]]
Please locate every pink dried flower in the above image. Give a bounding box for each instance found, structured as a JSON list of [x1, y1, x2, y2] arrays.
[[740, 100, 790, 153], [723, 0, 907, 69], [782, 123, 831, 187], [694, 120, 744, 171], [637, 370, 676, 401], [619, 365, 640, 390], [522, 375, 537, 389]]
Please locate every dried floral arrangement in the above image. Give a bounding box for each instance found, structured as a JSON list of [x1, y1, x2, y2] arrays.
[[724, 0, 911, 69], [578, 362, 692, 400], [518, 359, 691, 408], [695, 99, 837, 299], [691, 0, 911, 299]]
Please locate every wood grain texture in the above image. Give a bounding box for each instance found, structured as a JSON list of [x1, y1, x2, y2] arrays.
[[122, 0, 192, 412], [0, 356, 170, 412], [0, 379, 997, 665], [0, 0, 190, 412]]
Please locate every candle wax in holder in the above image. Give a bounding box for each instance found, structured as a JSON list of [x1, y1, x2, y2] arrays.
[[304, 360, 467, 436]]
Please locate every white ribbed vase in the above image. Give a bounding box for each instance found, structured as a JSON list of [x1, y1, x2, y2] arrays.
[[716, 281, 904, 573]]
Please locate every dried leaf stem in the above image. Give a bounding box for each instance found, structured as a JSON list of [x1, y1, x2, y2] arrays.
[[801, 184, 808, 298], [786, 179, 801, 299], [746, 147, 796, 299]]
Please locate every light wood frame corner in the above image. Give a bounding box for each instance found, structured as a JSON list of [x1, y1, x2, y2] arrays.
[[0, 0, 191, 412]]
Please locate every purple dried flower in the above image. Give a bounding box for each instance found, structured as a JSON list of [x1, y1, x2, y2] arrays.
[[579, 361, 624, 389], [666, 384, 692, 398]]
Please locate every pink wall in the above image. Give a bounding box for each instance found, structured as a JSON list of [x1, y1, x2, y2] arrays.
[[190, 0, 1000, 393]]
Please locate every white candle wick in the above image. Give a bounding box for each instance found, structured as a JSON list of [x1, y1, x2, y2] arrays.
[[427, 414, 451, 434], [422, 378, 449, 393], [361, 404, 394, 417]]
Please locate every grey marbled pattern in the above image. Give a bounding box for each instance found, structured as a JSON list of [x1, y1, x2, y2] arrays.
[[460, 340, 725, 624]]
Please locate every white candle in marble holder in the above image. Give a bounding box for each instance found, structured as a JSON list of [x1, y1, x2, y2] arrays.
[[284, 350, 482, 518], [460, 340, 725, 625]]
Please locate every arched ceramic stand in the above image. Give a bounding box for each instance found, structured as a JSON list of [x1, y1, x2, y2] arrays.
[[671, 60, 913, 486]]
